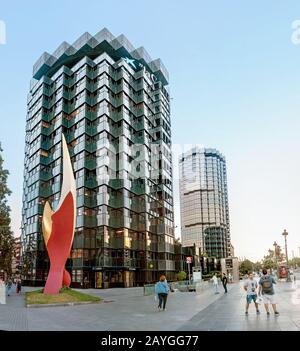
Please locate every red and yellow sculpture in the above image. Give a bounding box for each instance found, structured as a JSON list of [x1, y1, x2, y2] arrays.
[[42, 135, 76, 295]]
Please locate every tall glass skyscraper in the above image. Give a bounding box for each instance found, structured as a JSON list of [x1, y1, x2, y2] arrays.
[[179, 147, 231, 259], [21, 28, 175, 288]]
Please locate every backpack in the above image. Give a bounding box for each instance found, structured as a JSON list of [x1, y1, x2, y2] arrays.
[[261, 276, 273, 294]]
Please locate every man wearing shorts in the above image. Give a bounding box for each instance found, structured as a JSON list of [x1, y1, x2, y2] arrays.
[[258, 268, 279, 316], [244, 271, 260, 315]]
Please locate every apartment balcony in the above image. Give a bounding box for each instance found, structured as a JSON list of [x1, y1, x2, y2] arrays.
[[41, 125, 54, 136], [84, 216, 97, 228], [133, 120, 145, 131], [108, 197, 123, 208], [133, 134, 145, 144], [39, 186, 52, 198], [86, 126, 97, 136], [85, 158, 96, 170], [40, 170, 52, 181], [85, 142, 97, 153], [86, 110, 97, 121], [85, 177, 98, 188], [65, 132, 75, 143], [109, 179, 123, 189], [86, 96, 96, 106], [40, 155, 53, 166], [40, 140, 52, 150], [82, 196, 97, 208]]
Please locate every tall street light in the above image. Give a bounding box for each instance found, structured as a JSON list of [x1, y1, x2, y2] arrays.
[[282, 229, 292, 282], [273, 241, 278, 277]]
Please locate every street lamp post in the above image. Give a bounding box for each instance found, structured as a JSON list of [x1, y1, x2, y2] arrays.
[[282, 229, 292, 282], [273, 241, 278, 277]]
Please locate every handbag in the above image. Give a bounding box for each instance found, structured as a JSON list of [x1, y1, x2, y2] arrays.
[[256, 296, 263, 305]]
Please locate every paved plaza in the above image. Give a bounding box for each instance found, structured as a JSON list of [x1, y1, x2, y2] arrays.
[[0, 274, 299, 331]]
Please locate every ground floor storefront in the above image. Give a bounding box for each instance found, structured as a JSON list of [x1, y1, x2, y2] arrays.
[[22, 268, 177, 289]]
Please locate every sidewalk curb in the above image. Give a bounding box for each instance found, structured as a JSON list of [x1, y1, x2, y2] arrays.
[[26, 300, 103, 308]]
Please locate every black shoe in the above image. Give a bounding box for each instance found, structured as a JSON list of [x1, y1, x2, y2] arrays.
[[275, 311, 279, 316], [267, 312, 270, 316], [256, 310, 260, 314], [245, 311, 248, 315]]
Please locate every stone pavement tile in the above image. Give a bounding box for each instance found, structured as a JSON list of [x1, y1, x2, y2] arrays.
[[292, 319, 300, 329], [3, 277, 300, 331], [0, 295, 28, 331], [26, 284, 228, 331], [179, 277, 300, 331]]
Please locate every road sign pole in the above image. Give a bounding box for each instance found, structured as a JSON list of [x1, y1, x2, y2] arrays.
[[186, 256, 193, 284]]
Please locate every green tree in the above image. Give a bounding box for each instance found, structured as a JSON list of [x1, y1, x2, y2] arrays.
[[253, 261, 262, 272], [262, 258, 275, 270], [289, 257, 300, 268], [176, 271, 187, 281], [274, 245, 285, 263], [239, 259, 254, 274], [265, 246, 285, 264], [0, 144, 15, 276]]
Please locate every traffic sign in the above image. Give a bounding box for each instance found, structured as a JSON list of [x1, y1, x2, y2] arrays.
[[186, 256, 193, 264]]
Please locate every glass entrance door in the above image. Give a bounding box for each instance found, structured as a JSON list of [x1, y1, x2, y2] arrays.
[[125, 271, 135, 287], [95, 272, 103, 288]]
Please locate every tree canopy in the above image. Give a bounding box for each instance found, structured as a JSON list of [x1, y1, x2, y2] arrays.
[[176, 271, 187, 281], [0, 143, 15, 276], [239, 259, 254, 274]]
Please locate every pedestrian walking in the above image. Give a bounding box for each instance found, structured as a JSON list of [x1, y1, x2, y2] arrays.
[[155, 275, 169, 311], [258, 268, 279, 316], [221, 273, 228, 293], [244, 271, 260, 315], [16, 279, 22, 294], [6, 278, 13, 296], [0, 278, 5, 305], [211, 273, 219, 294], [83, 276, 89, 289]]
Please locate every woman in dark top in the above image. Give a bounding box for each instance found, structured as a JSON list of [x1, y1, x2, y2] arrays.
[[221, 273, 228, 293]]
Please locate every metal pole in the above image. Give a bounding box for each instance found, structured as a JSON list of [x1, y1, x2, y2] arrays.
[[283, 230, 292, 282], [285, 235, 288, 279], [188, 262, 191, 284], [273, 241, 278, 277], [180, 245, 183, 271]]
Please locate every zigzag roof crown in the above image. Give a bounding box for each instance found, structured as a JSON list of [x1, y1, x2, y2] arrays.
[[33, 27, 169, 85]]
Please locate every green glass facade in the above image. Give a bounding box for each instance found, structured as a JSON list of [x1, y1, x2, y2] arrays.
[[21, 28, 175, 288]]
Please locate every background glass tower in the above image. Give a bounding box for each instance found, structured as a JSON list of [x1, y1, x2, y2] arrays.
[[21, 28, 175, 288], [179, 147, 231, 259]]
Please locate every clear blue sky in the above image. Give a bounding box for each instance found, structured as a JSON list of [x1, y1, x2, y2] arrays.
[[1, 0, 300, 261]]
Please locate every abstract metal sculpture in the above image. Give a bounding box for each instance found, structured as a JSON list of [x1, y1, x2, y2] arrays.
[[42, 134, 76, 294]]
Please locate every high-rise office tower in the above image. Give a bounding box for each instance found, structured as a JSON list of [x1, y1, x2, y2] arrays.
[[21, 28, 175, 288], [179, 147, 231, 258]]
